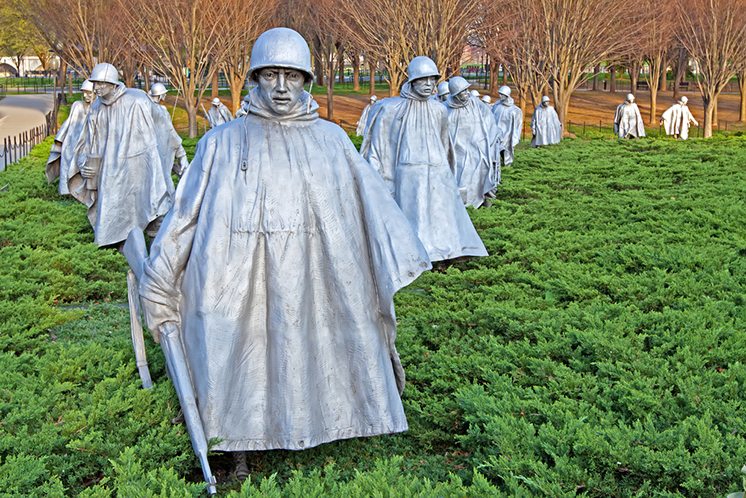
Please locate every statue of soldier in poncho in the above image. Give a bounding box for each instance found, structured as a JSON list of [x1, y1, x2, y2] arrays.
[[361, 56, 487, 262], [614, 93, 646, 139], [491, 85, 523, 166], [356, 94, 377, 136], [661, 95, 698, 140], [148, 82, 189, 177], [205, 97, 233, 128], [444, 76, 500, 208], [46, 79, 95, 195], [234, 93, 251, 118], [68, 63, 174, 247], [531, 96, 562, 147], [139, 27, 431, 474]]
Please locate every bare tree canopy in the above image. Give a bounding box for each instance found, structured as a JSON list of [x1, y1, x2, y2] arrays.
[[676, 0, 746, 137]]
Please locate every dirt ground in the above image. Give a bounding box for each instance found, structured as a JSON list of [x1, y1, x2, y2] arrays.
[[311, 88, 746, 133]]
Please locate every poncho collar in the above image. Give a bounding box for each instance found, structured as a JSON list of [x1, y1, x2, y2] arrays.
[[99, 83, 127, 106], [500, 96, 515, 107], [248, 88, 319, 122], [445, 95, 472, 109], [400, 82, 432, 102]]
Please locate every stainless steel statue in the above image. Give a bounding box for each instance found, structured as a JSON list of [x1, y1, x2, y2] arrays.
[[481, 95, 492, 106], [68, 63, 174, 247], [46, 79, 95, 195], [138, 27, 431, 482], [491, 85, 523, 166], [148, 82, 189, 177], [205, 97, 233, 128], [661, 96, 698, 140], [361, 56, 487, 261], [444, 76, 500, 208], [530, 96, 562, 147], [234, 93, 251, 118], [437, 81, 450, 102], [614, 93, 646, 139], [356, 95, 377, 136]]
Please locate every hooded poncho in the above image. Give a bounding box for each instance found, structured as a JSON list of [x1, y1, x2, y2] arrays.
[[530, 104, 562, 147], [46, 99, 91, 194], [491, 96, 523, 166], [661, 103, 698, 140], [361, 83, 487, 261], [68, 84, 173, 246], [444, 94, 500, 208], [206, 102, 233, 128], [614, 102, 646, 138], [139, 88, 431, 452]]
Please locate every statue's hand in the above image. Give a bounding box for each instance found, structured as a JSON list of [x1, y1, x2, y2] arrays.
[[80, 161, 97, 179], [177, 155, 189, 176]]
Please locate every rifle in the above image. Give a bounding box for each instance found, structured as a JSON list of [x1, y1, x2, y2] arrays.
[[122, 230, 217, 495]]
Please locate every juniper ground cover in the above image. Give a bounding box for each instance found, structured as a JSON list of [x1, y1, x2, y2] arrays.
[[0, 131, 744, 496]]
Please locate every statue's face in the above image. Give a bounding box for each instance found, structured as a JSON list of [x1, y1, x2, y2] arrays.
[[542, 101, 549, 107], [499, 93, 509, 102], [411, 76, 437, 99], [257, 67, 305, 114], [439, 94, 449, 102], [149, 94, 161, 104], [454, 89, 470, 104], [93, 81, 116, 98], [82, 90, 94, 103]]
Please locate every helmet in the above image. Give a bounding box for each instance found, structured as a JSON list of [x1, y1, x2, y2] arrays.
[[212, 97, 222, 106], [149, 82, 167, 97], [248, 27, 314, 81], [541, 95, 550, 103], [89, 63, 120, 84], [370, 95, 378, 102], [407, 56, 440, 83], [626, 93, 635, 102], [80, 79, 94, 92], [680, 96, 688, 104], [448, 76, 471, 96], [437, 81, 450, 97], [481, 95, 491, 104], [498, 85, 511, 97]]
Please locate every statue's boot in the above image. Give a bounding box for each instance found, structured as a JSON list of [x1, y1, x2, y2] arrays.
[[233, 451, 250, 482]]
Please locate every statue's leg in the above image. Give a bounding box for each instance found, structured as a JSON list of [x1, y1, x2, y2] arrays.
[[233, 451, 250, 482]]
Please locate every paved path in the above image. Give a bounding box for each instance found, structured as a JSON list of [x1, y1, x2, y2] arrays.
[[0, 94, 54, 171]]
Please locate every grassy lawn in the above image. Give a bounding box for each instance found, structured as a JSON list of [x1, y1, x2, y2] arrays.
[[0, 129, 745, 496]]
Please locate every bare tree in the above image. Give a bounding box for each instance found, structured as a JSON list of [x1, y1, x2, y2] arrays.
[[120, 0, 236, 138], [636, 0, 676, 123], [738, 69, 746, 123], [531, 0, 638, 129], [218, 0, 275, 114], [676, 0, 746, 137]]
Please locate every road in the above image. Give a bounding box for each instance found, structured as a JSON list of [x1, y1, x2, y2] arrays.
[[0, 94, 54, 171]]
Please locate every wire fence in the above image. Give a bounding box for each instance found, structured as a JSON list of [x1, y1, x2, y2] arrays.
[[0, 112, 52, 172]]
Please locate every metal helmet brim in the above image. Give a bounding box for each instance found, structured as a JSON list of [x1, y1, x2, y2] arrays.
[[248, 27, 314, 82]]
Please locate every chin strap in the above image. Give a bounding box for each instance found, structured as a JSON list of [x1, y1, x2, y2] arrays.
[[306, 80, 314, 114]]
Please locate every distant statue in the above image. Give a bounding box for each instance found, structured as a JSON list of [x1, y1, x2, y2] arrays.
[[530, 96, 562, 147], [614, 93, 646, 139], [491, 85, 523, 166], [46, 79, 95, 195], [356, 94, 377, 136], [444, 76, 500, 208], [68, 63, 174, 247], [481, 95, 492, 106], [148, 82, 189, 176], [470, 89, 480, 99], [138, 28, 430, 481], [205, 97, 233, 128], [234, 93, 251, 118], [661, 96, 698, 140], [361, 56, 487, 261], [437, 81, 450, 102]]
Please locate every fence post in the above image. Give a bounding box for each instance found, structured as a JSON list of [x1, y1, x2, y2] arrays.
[[583, 122, 586, 136]]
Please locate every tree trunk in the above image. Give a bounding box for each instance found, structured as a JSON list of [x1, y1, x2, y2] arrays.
[[58, 59, 67, 104], [211, 70, 219, 99], [712, 95, 718, 128], [660, 67, 667, 93], [489, 61, 499, 96], [143, 69, 150, 92], [629, 63, 639, 96], [501, 65, 507, 84], [186, 96, 198, 138], [369, 60, 376, 97], [314, 39, 325, 87], [738, 71, 746, 122], [609, 66, 617, 93], [229, 75, 243, 114], [702, 96, 715, 138], [553, 82, 572, 133], [326, 54, 334, 120], [592, 65, 599, 91], [337, 48, 345, 85], [352, 52, 360, 91], [649, 78, 660, 125]]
